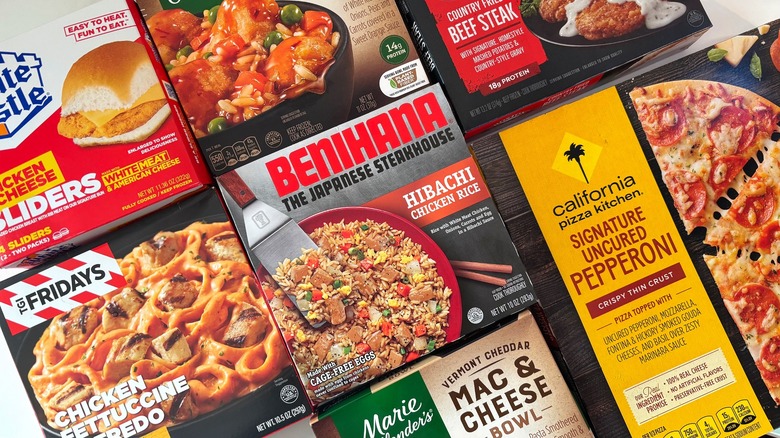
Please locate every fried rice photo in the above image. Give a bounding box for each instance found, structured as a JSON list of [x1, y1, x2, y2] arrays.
[[268, 218, 451, 397]]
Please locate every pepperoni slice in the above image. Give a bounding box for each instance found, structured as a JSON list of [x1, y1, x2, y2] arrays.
[[730, 183, 776, 228], [664, 171, 707, 221], [758, 221, 780, 252], [733, 283, 780, 335], [758, 336, 780, 385], [708, 106, 756, 155], [753, 106, 779, 135], [709, 155, 746, 195], [636, 100, 686, 147]]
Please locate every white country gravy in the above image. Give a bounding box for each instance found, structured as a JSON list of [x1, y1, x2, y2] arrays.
[[560, 0, 686, 37]]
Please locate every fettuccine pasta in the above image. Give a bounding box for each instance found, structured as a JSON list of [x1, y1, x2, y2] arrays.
[[28, 221, 287, 432]]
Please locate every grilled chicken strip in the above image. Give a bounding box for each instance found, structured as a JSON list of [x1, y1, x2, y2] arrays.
[[51, 381, 94, 411], [205, 232, 247, 263], [104, 333, 152, 380], [223, 303, 268, 348], [138, 231, 181, 270], [161, 390, 199, 422], [102, 287, 146, 331], [53, 306, 100, 350], [152, 328, 192, 364], [158, 274, 199, 310]]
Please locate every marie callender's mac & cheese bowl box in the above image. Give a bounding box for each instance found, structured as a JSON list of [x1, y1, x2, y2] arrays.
[[136, 0, 431, 176], [397, 0, 711, 138], [489, 20, 780, 437], [0, 189, 311, 437], [310, 310, 593, 438], [0, 0, 212, 271]]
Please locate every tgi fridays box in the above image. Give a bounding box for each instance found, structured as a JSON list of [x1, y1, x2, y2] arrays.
[[135, 0, 431, 176], [397, 0, 712, 138], [216, 84, 537, 406], [310, 310, 593, 438], [0, 0, 212, 271], [490, 20, 780, 437], [0, 188, 311, 438]]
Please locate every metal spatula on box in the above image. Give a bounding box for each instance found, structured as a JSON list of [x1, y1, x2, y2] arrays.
[[220, 170, 325, 328]]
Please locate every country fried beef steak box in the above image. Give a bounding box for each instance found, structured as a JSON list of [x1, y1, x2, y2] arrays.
[[485, 20, 780, 437], [0, 0, 212, 270], [0, 188, 311, 438], [310, 310, 593, 438], [397, 0, 711, 137], [216, 84, 537, 405], [136, 0, 431, 176]]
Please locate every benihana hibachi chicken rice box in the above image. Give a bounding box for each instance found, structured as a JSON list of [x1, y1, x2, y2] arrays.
[[136, 0, 431, 176], [216, 84, 537, 406], [0, 189, 311, 438], [0, 0, 212, 271]]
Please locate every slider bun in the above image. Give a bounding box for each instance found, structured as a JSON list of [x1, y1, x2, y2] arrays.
[[61, 41, 159, 116]]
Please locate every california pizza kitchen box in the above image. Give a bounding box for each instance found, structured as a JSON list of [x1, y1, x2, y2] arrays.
[[396, 0, 711, 138], [489, 20, 780, 437], [310, 310, 592, 438], [135, 0, 431, 176], [0, 188, 312, 438], [0, 0, 212, 271], [215, 83, 536, 406]]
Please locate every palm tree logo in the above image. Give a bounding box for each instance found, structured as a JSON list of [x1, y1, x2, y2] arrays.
[[564, 143, 589, 183]]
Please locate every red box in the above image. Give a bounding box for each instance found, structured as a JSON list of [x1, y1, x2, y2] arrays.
[[0, 0, 211, 269]]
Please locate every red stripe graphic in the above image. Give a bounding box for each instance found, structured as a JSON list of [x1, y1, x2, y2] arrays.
[[70, 292, 100, 304], [0, 289, 15, 306], [6, 320, 28, 335], [35, 307, 65, 321], [92, 243, 115, 258], [108, 271, 128, 289], [58, 258, 87, 271], [24, 273, 52, 287]]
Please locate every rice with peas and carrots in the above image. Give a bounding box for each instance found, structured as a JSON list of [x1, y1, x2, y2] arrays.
[[268, 219, 450, 394]]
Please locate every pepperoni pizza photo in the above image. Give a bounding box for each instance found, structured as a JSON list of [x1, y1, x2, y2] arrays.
[[627, 65, 780, 405], [625, 26, 780, 405], [629, 80, 780, 234]]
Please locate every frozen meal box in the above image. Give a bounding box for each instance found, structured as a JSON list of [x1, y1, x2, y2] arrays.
[[397, 0, 711, 137], [311, 310, 593, 438], [0, 189, 311, 438], [492, 19, 780, 437], [136, 0, 431, 175], [0, 0, 212, 270], [216, 83, 537, 405]]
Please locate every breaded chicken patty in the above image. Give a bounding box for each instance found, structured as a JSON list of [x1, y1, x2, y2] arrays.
[[576, 0, 644, 40], [539, 0, 573, 23], [57, 100, 168, 140]]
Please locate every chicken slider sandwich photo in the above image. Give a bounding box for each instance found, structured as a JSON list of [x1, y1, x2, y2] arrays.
[[56, 40, 171, 146]]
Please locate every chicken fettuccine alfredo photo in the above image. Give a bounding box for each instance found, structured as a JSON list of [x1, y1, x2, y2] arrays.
[[27, 222, 287, 437]]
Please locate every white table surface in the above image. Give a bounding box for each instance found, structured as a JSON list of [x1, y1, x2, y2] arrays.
[[2, 1, 780, 437]]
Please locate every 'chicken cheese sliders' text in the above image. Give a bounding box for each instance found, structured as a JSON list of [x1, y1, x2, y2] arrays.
[[57, 40, 170, 146]]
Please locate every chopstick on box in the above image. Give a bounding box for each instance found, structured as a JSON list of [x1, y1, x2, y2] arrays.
[[450, 261, 513, 274], [450, 261, 513, 286], [454, 269, 508, 286]]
